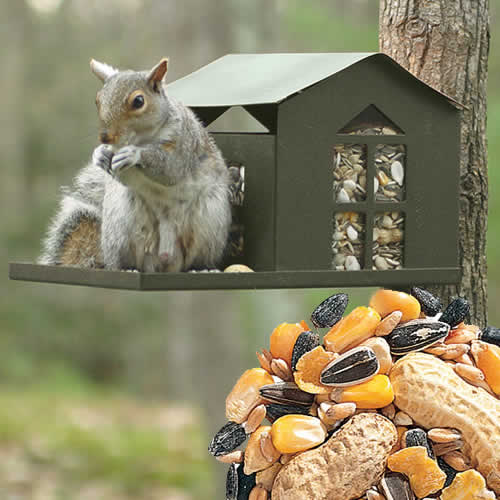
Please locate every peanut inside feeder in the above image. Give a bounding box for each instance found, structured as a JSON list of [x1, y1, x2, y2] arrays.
[[210, 288, 500, 500]]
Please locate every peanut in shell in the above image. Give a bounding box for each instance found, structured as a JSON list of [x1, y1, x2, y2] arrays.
[[271, 413, 397, 500], [390, 353, 500, 494]]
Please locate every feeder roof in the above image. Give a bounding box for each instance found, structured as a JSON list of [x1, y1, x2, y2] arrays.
[[167, 52, 460, 108]]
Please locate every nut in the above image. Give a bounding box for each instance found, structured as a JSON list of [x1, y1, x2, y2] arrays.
[[271, 413, 397, 500], [390, 353, 500, 494]]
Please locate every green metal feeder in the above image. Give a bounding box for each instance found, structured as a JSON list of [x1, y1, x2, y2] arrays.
[[9, 53, 461, 291]]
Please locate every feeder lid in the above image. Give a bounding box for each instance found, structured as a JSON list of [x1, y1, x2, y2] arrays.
[[167, 52, 462, 108]]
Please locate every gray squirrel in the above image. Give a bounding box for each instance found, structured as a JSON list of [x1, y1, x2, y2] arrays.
[[39, 58, 231, 272]]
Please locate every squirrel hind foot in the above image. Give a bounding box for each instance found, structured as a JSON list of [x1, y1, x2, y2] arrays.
[[59, 217, 102, 268]]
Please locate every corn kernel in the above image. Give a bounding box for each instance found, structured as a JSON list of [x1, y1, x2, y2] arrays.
[[270, 323, 306, 367], [271, 415, 327, 454], [338, 374, 394, 409], [387, 446, 446, 498], [324, 306, 381, 353], [226, 368, 274, 423], [369, 289, 421, 322]]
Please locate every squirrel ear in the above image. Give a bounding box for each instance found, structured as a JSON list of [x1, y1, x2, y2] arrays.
[[90, 59, 119, 83], [147, 58, 169, 91]]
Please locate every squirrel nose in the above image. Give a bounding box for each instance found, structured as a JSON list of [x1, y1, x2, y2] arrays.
[[99, 131, 113, 144]]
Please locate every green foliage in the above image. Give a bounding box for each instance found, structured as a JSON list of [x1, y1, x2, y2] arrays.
[[0, 376, 214, 498]]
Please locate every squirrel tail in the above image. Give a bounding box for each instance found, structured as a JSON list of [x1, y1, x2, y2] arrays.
[[38, 198, 102, 268], [39, 164, 105, 268]]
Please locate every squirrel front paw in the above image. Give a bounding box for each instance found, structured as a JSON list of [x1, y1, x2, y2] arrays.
[[92, 144, 114, 173], [111, 146, 142, 175]]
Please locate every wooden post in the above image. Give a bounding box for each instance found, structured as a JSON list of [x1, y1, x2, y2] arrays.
[[379, 0, 490, 324]]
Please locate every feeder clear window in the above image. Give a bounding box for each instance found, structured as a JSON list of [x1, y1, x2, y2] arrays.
[[372, 212, 404, 270], [375, 144, 406, 202], [332, 212, 365, 270], [333, 144, 367, 202]]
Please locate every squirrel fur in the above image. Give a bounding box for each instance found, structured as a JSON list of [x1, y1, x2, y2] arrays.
[[39, 58, 231, 272]]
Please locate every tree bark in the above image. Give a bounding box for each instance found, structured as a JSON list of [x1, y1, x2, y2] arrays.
[[379, 0, 490, 324]]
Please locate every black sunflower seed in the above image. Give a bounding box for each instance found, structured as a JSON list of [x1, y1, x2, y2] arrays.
[[479, 325, 500, 347], [437, 456, 458, 488], [410, 287, 442, 316], [439, 297, 470, 327], [209, 421, 247, 457], [320, 346, 379, 387], [291, 331, 320, 371], [404, 428, 435, 460], [226, 463, 239, 500], [386, 319, 450, 355], [260, 382, 314, 407], [379, 472, 415, 500], [265, 403, 311, 423], [311, 293, 349, 328], [236, 464, 255, 500]]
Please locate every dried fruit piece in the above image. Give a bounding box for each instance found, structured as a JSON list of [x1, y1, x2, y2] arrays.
[[428, 427, 462, 444], [256, 349, 273, 373], [249, 485, 268, 500], [290, 331, 320, 371], [446, 324, 479, 344], [310, 292, 349, 328], [265, 403, 310, 423], [386, 319, 449, 355], [318, 402, 356, 424], [270, 358, 293, 381], [393, 411, 412, 426], [471, 340, 500, 395], [334, 374, 394, 409], [379, 472, 415, 500], [255, 462, 282, 491], [270, 415, 327, 454], [361, 337, 392, 374], [259, 382, 314, 407], [441, 469, 496, 500], [245, 426, 279, 474], [217, 450, 244, 464], [411, 286, 442, 316], [479, 326, 500, 347], [324, 306, 381, 353], [387, 446, 446, 497], [374, 310, 402, 336], [271, 413, 397, 500], [403, 428, 435, 459], [270, 323, 306, 367], [320, 346, 379, 386], [440, 297, 470, 327], [294, 346, 337, 394], [209, 421, 247, 457], [442, 450, 471, 471], [226, 368, 274, 424], [369, 289, 421, 322], [244, 404, 267, 434], [389, 353, 500, 494]]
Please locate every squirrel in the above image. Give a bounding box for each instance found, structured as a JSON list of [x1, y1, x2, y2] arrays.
[[39, 58, 231, 272]]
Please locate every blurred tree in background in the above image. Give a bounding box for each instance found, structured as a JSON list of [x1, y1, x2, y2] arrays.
[[1, 0, 498, 498]]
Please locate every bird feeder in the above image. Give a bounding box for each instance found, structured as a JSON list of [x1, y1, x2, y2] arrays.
[[9, 53, 462, 290]]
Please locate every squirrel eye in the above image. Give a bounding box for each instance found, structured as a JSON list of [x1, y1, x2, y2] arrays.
[[132, 94, 145, 109]]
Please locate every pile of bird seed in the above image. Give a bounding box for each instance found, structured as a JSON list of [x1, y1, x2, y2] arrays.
[[209, 288, 500, 500]]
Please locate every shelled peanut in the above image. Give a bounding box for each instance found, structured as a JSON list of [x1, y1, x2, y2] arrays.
[[209, 288, 500, 500]]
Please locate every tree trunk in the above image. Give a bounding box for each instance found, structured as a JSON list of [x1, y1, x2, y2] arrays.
[[379, 0, 490, 325]]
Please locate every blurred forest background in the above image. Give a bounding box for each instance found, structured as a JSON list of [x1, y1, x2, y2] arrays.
[[1, 0, 498, 498]]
